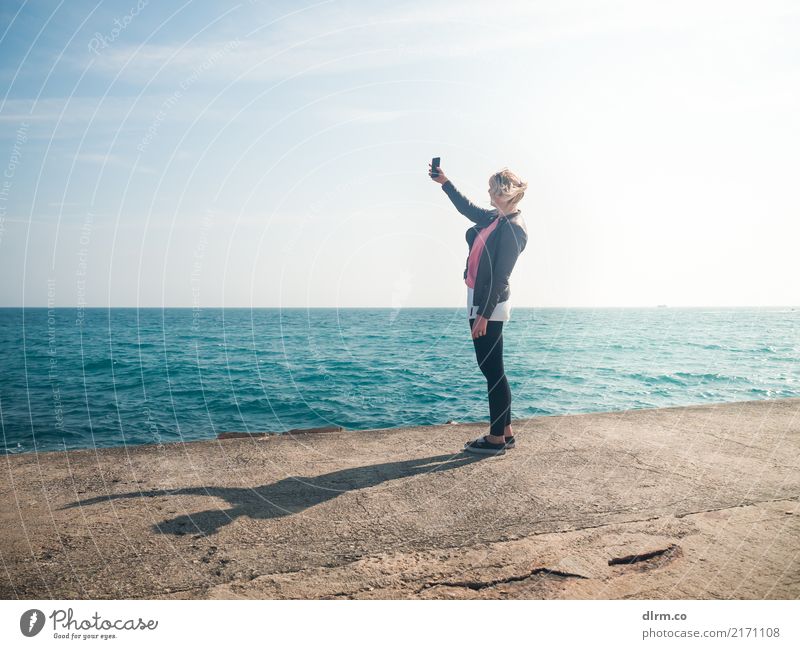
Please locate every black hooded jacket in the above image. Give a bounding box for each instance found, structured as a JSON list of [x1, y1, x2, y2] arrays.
[[441, 179, 528, 319]]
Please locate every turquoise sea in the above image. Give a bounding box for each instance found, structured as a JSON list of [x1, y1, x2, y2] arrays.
[[0, 307, 797, 454]]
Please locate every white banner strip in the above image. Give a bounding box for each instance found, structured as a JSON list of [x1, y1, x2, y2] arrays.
[[1, 599, 797, 648]]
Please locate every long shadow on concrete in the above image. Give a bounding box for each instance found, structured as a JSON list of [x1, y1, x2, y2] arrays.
[[60, 452, 483, 535]]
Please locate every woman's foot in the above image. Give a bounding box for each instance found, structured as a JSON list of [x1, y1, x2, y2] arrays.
[[503, 424, 514, 448], [464, 435, 514, 455], [487, 432, 516, 449], [463, 435, 506, 456]]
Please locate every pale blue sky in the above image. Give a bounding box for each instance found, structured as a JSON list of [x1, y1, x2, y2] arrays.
[[1, 0, 798, 307]]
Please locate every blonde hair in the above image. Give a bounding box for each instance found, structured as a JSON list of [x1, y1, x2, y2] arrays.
[[489, 167, 527, 212]]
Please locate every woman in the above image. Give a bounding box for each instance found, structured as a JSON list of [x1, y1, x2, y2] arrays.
[[429, 163, 529, 456]]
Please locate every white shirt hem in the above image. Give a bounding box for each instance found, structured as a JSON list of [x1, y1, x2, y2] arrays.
[[467, 286, 511, 321]]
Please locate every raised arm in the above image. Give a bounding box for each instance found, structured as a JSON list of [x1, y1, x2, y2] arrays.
[[429, 162, 497, 227], [440, 180, 497, 227]]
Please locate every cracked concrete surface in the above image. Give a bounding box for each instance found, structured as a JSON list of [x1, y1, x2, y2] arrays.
[[1, 398, 799, 599]]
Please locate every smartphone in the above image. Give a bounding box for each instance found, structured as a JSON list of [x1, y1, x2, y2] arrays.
[[431, 157, 440, 178]]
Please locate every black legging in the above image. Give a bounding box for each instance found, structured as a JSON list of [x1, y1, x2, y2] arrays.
[[469, 318, 512, 437]]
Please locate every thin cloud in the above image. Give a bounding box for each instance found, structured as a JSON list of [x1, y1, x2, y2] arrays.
[[72, 0, 799, 87]]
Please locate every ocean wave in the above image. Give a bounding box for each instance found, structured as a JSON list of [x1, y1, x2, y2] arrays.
[[82, 358, 132, 372], [623, 371, 686, 385], [685, 342, 727, 351], [621, 371, 746, 385], [673, 371, 728, 381]]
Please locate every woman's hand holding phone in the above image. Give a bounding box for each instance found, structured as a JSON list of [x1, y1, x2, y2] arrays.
[[428, 161, 448, 185]]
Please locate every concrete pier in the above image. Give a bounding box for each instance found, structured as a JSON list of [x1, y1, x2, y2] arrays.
[[2, 398, 798, 599]]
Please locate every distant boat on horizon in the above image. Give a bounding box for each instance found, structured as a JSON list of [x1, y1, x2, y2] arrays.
[[657, 304, 668, 308]]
